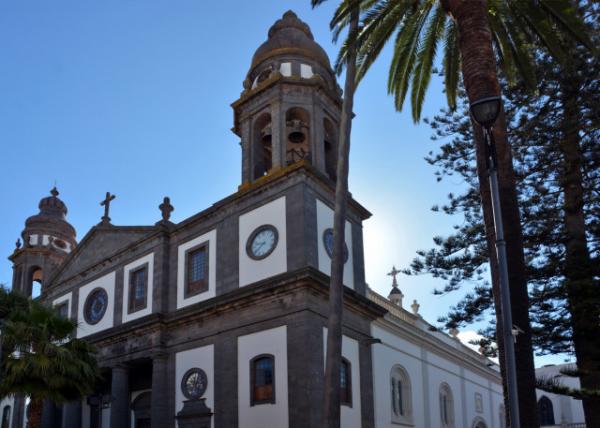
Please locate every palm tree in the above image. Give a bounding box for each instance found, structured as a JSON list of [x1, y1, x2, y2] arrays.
[[0, 288, 98, 428], [315, 0, 596, 427]]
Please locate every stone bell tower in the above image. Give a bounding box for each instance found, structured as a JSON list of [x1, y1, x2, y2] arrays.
[[232, 10, 343, 185], [9, 187, 77, 297]]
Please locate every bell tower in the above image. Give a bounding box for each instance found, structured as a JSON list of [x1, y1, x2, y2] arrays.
[[9, 187, 77, 297], [232, 10, 343, 185]]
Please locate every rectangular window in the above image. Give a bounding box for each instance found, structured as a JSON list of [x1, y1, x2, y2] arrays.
[[55, 302, 69, 319], [251, 355, 275, 405], [340, 359, 352, 406], [185, 244, 208, 298], [128, 266, 148, 313]]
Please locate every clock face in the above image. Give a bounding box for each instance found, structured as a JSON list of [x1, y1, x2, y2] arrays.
[[181, 368, 208, 400], [84, 288, 108, 325], [246, 225, 279, 260], [322, 228, 349, 263]]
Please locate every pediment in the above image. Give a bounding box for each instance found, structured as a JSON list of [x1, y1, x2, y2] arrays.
[[50, 225, 156, 285]]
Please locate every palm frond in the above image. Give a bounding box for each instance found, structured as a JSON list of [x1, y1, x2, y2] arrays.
[[540, 0, 597, 53], [410, 3, 446, 122], [442, 20, 460, 111]]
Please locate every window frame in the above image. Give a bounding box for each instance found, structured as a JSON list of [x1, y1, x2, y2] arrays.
[[1, 405, 11, 428], [184, 242, 209, 298], [340, 357, 353, 407], [390, 364, 413, 424], [128, 263, 149, 314], [55, 301, 69, 319], [538, 395, 555, 426], [439, 382, 455, 428], [250, 353, 276, 406]]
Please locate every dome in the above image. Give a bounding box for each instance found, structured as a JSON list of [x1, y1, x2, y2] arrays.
[[23, 187, 76, 242], [249, 11, 332, 76]]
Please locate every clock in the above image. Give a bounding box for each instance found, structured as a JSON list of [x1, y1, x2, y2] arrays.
[[84, 287, 108, 325], [322, 228, 349, 263], [181, 368, 208, 400], [246, 225, 279, 260]]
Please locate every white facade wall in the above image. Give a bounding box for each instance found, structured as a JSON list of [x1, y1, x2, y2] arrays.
[[239, 197, 287, 287], [535, 364, 585, 426], [238, 325, 288, 428], [77, 272, 115, 338], [0, 396, 14, 428], [371, 323, 503, 428], [175, 345, 214, 428], [122, 252, 154, 323], [316, 199, 354, 289], [176, 229, 217, 309]]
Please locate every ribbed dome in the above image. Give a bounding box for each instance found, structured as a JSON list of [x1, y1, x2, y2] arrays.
[[24, 187, 76, 240], [249, 10, 332, 74]]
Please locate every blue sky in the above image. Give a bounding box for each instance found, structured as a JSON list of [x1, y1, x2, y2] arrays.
[[0, 1, 564, 366]]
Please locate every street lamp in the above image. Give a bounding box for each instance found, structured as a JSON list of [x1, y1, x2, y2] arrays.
[[470, 95, 521, 428]]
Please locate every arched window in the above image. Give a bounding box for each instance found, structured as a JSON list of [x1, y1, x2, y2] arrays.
[[439, 383, 455, 427], [340, 358, 352, 407], [1, 405, 11, 428], [285, 107, 311, 166], [250, 354, 275, 405], [390, 365, 412, 424], [30, 266, 43, 298], [252, 113, 272, 179], [538, 396, 555, 425], [471, 417, 487, 428]]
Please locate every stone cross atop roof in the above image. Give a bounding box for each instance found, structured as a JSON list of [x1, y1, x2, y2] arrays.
[[100, 192, 116, 225]]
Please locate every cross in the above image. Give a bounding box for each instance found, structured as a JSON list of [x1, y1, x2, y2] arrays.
[[159, 196, 174, 222], [100, 192, 116, 224], [387, 265, 400, 287]]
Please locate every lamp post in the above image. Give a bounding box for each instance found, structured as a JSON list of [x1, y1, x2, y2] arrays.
[[470, 96, 520, 428]]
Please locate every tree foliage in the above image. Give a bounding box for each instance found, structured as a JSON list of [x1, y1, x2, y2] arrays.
[[0, 287, 99, 402]]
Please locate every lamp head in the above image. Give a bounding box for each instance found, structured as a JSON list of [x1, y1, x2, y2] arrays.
[[470, 96, 502, 128]]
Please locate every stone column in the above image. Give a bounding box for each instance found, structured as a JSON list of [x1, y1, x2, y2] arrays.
[[63, 400, 82, 428], [11, 394, 26, 428], [41, 399, 55, 428], [240, 119, 252, 184], [110, 365, 130, 428], [271, 101, 285, 169], [151, 354, 169, 428]]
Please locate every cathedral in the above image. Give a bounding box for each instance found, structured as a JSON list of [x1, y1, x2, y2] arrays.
[[4, 11, 506, 428]]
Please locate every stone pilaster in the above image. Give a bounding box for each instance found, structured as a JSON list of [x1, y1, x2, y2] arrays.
[[151, 354, 169, 428], [271, 101, 284, 169], [11, 394, 25, 428], [110, 365, 130, 428]]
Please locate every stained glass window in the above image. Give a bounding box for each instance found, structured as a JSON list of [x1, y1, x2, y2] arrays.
[[129, 266, 147, 312]]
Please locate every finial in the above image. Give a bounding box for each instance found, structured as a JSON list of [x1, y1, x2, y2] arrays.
[[50, 186, 59, 197], [449, 327, 459, 338], [411, 299, 420, 315], [100, 192, 116, 225], [159, 196, 174, 222], [15, 238, 21, 249]]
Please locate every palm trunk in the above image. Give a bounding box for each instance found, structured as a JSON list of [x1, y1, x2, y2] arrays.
[[446, 1, 539, 426], [27, 398, 42, 428], [559, 70, 600, 427], [321, 7, 359, 428]]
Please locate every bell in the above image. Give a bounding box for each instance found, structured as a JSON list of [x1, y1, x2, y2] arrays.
[[287, 119, 307, 144], [260, 124, 272, 145]]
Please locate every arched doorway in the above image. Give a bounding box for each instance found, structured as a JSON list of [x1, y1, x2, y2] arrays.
[[472, 416, 487, 428], [131, 392, 151, 428]]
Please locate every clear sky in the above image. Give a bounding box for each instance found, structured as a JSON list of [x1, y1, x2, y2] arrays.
[[0, 1, 564, 366]]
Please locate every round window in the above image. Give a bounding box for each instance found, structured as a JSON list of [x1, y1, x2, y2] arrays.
[[322, 228, 349, 263], [84, 287, 108, 325]]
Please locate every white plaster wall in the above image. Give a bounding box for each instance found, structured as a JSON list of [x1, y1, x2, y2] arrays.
[[29, 234, 38, 246], [101, 408, 110, 428], [463, 369, 493, 428], [280, 62, 292, 77], [371, 324, 424, 428], [0, 396, 15, 428], [316, 199, 354, 289], [427, 363, 464, 428], [176, 229, 217, 309], [239, 197, 287, 287], [322, 329, 362, 428], [77, 272, 115, 338], [53, 292, 72, 319], [175, 345, 214, 428], [238, 326, 288, 428], [535, 364, 585, 425], [122, 253, 154, 323]]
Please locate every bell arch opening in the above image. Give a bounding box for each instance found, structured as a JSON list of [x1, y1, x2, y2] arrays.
[[285, 107, 311, 166], [252, 113, 273, 179], [28, 266, 43, 299]]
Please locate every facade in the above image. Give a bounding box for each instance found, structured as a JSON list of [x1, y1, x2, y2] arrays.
[[6, 11, 508, 428], [535, 364, 586, 427]]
